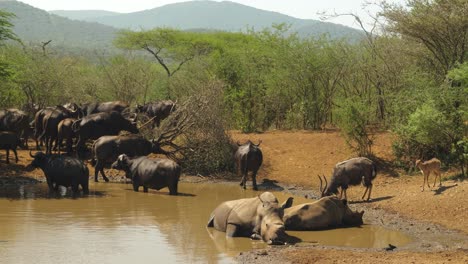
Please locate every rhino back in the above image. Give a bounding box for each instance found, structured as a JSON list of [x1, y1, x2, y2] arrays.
[[211, 197, 260, 234], [284, 197, 345, 230]]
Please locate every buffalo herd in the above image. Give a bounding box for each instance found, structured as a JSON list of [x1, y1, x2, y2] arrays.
[[0, 100, 376, 245]]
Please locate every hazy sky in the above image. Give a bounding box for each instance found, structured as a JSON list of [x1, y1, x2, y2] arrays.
[[17, 0, 407, 29]]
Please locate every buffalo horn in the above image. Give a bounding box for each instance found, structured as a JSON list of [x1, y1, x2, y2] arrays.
[[255, 140, 262, 147], [322, 175, 328, 196], [29, 150, 35, 158], [318, 175, 323, 193]]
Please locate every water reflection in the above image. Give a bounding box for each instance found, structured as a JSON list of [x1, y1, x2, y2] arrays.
[[0, 184, 106, 200], [0, 182, 412, 264]]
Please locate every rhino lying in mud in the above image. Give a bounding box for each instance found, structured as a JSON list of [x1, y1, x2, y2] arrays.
[[283, 196, 364, 230], [207, 192, 294, 245]]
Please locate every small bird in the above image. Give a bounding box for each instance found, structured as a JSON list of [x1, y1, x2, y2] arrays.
[[385, 244, 397, 251]]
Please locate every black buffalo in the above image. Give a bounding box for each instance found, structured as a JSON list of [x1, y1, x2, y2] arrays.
[[57, 118, 77, 154], [235, 140, 263, 190], [29, 151, 89, 195], [41, 106, 79, 154], [0, 131, 22, 163], [91, 135, 164, 182], [73, 111, 138, 156], [136, 100, 176, 127], [0, 108, 30, 148], [81, 101, 129, 116], [111, 154, 180, 195], [33, 104, 79, 150]]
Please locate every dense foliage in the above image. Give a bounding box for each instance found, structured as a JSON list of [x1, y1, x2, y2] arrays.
[[0, 0, 466, 175]]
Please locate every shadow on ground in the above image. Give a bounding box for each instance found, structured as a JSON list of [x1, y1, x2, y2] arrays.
[[350, 195, 394, 204], [257, 179, 284, 191], [433, 184, 458, 195]]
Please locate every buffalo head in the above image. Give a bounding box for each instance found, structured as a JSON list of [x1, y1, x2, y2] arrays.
[[111, 154, 131, 178], [29, 151, 48, 168]]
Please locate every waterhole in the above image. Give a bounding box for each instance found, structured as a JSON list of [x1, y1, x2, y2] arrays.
[[0, 182, 412, 263]]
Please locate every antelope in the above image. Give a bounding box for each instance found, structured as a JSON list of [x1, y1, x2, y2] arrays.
[[415, 158, 442, 191], [318, 157, 377, 201]]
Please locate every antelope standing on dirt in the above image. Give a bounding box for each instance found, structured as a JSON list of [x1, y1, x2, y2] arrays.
[[415, 158, 442, 191], [318, 157, 377, 201]]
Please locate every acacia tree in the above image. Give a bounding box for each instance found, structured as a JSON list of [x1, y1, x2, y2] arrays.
[[115, 28, 214, 98], [382, 0, 468, 77], [115, 28, 213, 78]]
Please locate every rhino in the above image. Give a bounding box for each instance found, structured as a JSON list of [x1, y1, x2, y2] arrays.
[[207, 192, 294, 245], [283, 196, 364, 230]]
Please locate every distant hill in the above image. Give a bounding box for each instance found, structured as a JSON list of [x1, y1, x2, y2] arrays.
[[50, 10, 121, 21], [50, 1, 364, 41], [0, 0, 117, 50]]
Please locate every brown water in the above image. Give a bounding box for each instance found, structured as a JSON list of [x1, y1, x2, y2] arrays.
[[0, 182, 412, 263]]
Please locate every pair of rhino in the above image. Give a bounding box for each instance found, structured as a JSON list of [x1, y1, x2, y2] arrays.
[[207, 192, 364, 245]]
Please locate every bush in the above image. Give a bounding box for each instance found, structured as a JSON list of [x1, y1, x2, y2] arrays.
[[178, 80, 236, 175], [335, 97, 374, 156], [393, 101, 453, 167]]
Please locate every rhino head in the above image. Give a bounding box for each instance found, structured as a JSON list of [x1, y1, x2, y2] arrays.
[[254, 192, 293, 245], [341, 199, 365, 226]]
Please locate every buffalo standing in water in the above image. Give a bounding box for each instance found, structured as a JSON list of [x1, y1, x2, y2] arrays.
[[29, 151, 89, 195], [283, 196, 364, 230], [235, 140, 263, 190], [207, 192, 293, 245], [111, 154, 180, 195], [91, 135, 165, 182]]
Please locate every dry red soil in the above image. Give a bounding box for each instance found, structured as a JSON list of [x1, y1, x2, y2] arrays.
[[231, 130, 467, 263]]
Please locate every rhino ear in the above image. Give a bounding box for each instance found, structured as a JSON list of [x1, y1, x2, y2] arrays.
[[281, 197, 294, 209], [360, 211, 365, 217]]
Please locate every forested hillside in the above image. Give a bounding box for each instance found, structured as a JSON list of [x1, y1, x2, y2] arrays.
[[0, 0, 116, 49], [50, 1, 364, 41]]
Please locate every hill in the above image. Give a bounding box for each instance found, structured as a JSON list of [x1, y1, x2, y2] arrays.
[[49, 10, 121, 21], [0, 0, 117, 50], [50, 1, 363, 41]]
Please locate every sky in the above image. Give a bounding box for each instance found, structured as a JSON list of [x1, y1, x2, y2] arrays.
[[16, 0, 408, 29]]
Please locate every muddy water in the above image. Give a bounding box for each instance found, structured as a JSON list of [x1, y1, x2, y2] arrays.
[[0, 182, 412, 263]]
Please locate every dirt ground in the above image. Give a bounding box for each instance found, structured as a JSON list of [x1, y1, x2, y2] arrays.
[[232, 131, 468, 263], [1, 130, 467, 263]]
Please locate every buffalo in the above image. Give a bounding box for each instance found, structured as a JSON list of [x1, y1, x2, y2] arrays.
[[136, 100, 176, 127], [111, 154, 180, 195], [0, 131, 22, 163], [41, 106, 79, 154], [29, 151, 89, 195], [0, 108, 30, 148], [207, 192, 293, 245], [73, 111, 138, 156], [91, 135, 165, 182], [235, 140, 263, 190], [33, 105, 79, 151], [81, 101, 129, 116], [319, 157, 377, 201], [283, 196, 364, 230], [57, 118, 77, 154]]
